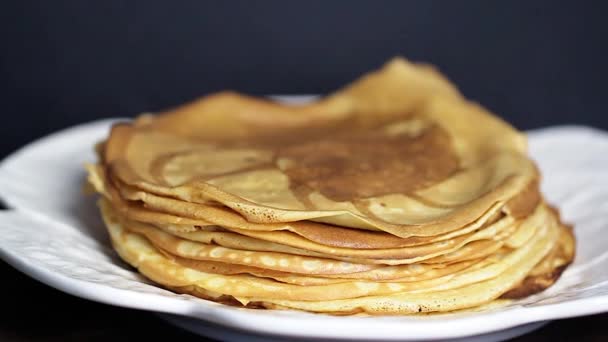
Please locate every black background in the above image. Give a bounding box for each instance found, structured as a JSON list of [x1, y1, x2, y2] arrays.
[[2, 1, 608, 340], [2, 1, 608, 159]]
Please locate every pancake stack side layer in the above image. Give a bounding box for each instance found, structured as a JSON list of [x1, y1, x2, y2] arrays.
[[86, 57, 575, 314]]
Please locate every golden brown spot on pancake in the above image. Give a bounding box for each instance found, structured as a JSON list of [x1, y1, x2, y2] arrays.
[[500, 264, 569, 299], [503, 179, 541, 219], [286, 183, 317, 210], [277, 124, 459, 201]]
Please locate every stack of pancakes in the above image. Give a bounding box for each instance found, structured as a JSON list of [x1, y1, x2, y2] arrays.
[[87, 58, 575, 314]]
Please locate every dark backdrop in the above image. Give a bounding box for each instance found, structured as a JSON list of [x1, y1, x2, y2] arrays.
[[2, 1, 607, 158]]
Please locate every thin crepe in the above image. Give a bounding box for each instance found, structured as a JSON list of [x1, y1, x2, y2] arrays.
[[101, 58, 537, 237]]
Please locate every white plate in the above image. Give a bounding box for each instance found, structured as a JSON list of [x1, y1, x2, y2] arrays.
[[1, 117, 608, 341]]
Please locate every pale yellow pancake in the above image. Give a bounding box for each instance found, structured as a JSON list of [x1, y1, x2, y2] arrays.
[[101, 199, 569, 312]]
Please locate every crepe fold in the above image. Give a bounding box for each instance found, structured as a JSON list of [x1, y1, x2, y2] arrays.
[[87, 57, 574, 315]]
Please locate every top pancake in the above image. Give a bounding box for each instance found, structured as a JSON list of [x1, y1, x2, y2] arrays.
[[102, 57, 537, 236]]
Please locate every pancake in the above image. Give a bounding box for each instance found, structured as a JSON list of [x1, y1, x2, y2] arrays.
[[117, 204, 520, 261], [101, 198, 568, 312], [166, 255, 482, 284], [502, 221, 575, 299], [101, 58, 537, 236], [119, 202, 528, 267], [86, 56, 575, 315], [249, 223, 568, 313], [88, 163, 516, 249]]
